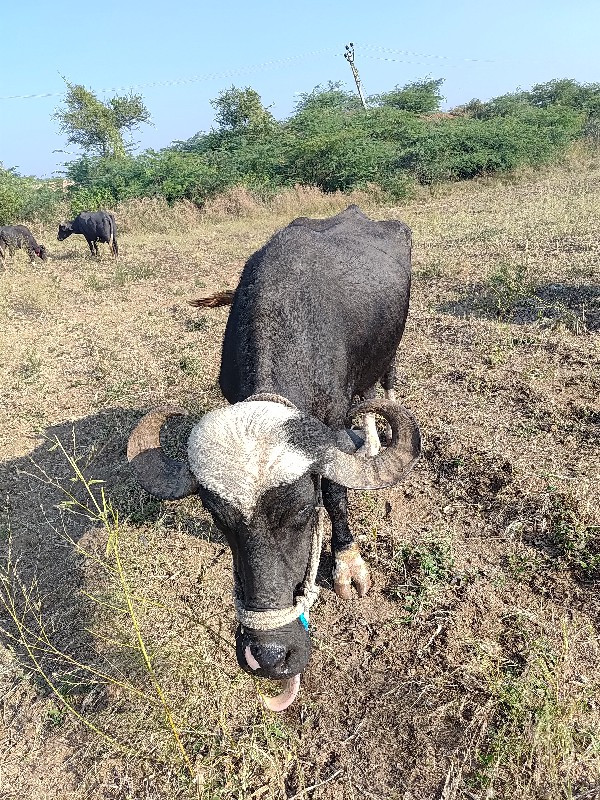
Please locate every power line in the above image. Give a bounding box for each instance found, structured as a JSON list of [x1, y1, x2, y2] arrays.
[[360, 43, 497, 64], [362, 54, 464, 69], [0, 48, 339, 101], [0, 43, 499, 103]]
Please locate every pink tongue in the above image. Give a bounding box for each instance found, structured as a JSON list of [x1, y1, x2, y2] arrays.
[[262, 674, 301, 712], [244, 645, 301, 711]]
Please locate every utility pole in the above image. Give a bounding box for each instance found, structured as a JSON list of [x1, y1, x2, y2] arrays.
[[344, 43, 367, 110]]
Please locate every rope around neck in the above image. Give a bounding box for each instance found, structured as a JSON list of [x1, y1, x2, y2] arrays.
[[233, 504, 326, 632]]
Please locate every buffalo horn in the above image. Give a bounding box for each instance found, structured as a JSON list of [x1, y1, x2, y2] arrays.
[[127, 406, 199, 499], [320, 400, 421, 489]]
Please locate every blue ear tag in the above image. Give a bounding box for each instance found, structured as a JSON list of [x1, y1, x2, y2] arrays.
[[299, 613, 309, 631]]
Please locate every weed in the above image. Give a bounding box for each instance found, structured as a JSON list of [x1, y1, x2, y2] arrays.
[[470, 632, 599, 795], [17, 349, 42, 383], [505, 548, 541, 581], [113, 260, 156, 286], [46, 701, 66, 727], [83, 273, 107, 291], [487, 259, 534, 318], [545, 490, 600, 578], [185, 316, 208, 332], [179, 353, 204, 377], [94, 377, 139, 407], [0, 439, 195, 775], [393, 537, 454, 623], [416, 259, 445, 280]]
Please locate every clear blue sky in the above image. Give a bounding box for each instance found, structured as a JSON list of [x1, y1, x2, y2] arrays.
[[1, 0, 598, 177]]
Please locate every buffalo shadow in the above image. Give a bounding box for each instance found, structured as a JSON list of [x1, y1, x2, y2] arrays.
[[0, 407, 216, 697], [438, 281, 600, 330]]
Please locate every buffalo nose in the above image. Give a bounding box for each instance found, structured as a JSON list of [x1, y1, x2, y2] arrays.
[[248, 642, 287, 671]]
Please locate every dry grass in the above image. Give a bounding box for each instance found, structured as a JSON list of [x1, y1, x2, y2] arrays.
[[201, 183, 383, 219], [1, 150, 599, 799]]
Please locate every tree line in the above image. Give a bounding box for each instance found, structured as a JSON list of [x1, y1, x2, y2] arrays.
[[1, 76, 599, 224]]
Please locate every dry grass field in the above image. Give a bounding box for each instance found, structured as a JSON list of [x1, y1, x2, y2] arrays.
[[1, 150, 599, 800]]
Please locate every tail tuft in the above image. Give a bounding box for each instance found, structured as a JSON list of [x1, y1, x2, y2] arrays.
[[189, 289, 235, 308]]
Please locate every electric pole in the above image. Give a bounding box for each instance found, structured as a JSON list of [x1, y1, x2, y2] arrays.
[[344, 43, 367, 110]]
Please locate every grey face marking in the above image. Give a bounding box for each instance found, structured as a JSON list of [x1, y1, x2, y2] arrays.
[[187, 401, 313, 518]]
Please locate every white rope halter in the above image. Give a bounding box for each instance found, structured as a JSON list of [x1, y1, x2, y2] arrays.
[[233, 504, 326, 632]]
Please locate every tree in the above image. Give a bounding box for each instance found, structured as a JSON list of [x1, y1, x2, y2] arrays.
[[54, 82, 151, 158], [294, 81, 363, 113], [210, 86, 275, 135], [371, 79, 444, 113]]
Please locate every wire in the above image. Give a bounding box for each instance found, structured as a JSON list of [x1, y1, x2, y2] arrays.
[[362, 54, 463, 69], [0, 49, 339, 102], [0, 43, 497, 102], [360, 43, 497, 64]]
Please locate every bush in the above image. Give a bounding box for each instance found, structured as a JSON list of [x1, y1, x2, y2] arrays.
[[5, 77, 595, 220], [397, 108, 584, 184], [0, 166, 65, 225], [370, 79, 445, 113]]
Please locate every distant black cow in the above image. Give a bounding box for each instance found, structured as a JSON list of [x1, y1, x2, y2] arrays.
[[57, 211, 118, 257], [0, 225, 47, 266]]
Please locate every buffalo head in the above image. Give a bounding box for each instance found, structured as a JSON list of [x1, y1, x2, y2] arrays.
[[127, 396, 420, 687], [57, 222, 73, 241]]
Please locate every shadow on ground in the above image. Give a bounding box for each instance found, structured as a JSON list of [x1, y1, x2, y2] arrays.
[[0, 407, 216, 696], [439, 281, 600, 330]]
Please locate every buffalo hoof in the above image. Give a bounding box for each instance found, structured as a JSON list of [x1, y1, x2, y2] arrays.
[[333, 545, 372, 599]]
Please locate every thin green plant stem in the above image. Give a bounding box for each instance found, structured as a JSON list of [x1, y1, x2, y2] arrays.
[[20, 436, 197, 779], [109, 517, 195, 778], [0, 571, 159, 706]]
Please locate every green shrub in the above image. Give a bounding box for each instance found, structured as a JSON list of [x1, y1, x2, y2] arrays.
[[5, 77, 595, 219], [0, 166, 64, 225], [0, 168, 22, 225], [370, 78, 445, 113], [398, 108, 584, 184]]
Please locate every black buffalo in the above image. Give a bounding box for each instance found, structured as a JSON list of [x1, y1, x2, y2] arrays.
[[57, 211, 118, 257], [127, 206, 420, 705], [0, 224, 47, 265]]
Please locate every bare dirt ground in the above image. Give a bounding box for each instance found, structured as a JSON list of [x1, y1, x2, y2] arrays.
[[1, 156, 599, 800]]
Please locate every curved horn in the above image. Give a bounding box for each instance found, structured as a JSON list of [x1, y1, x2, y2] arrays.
[[127, 406, 199, 499], [320, 400, 421, 489]]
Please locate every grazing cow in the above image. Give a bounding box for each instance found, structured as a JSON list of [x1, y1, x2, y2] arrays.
[[57, 211, 118, 257], [0, 225, 47, 266], [127, 206, 420, 708]]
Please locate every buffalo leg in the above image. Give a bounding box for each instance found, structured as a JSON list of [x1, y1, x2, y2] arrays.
[[360, 386, 380, 457], [85, 237, 96, 256], [381, 361, 397, 442], [381, 361, 397, 401], [322, 479, 371, 599]]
